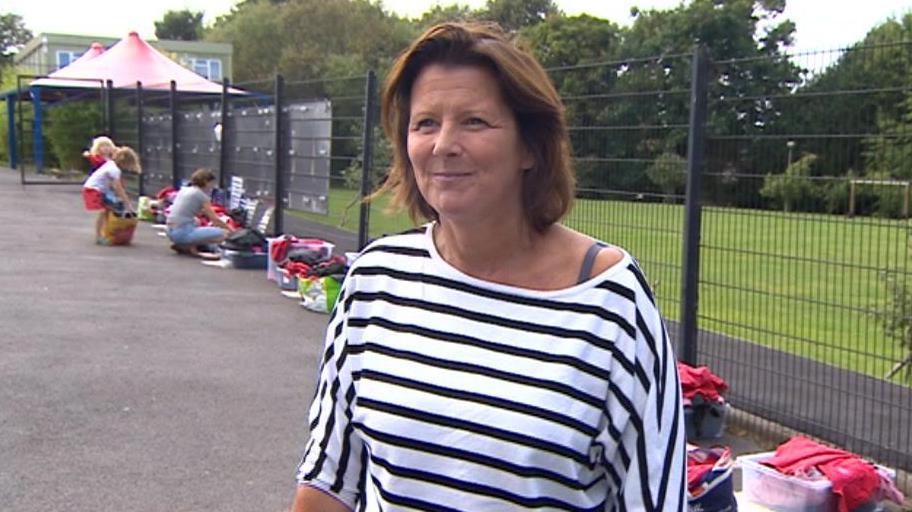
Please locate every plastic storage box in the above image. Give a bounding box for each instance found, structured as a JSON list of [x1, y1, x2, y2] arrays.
[[739, 451, 894, 512], [220, 249, 268, 269], [266, 237, 279, 281]]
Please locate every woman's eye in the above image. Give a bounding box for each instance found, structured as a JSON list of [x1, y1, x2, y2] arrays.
[[466, 117, 488, 126], [413, 119, 436, 130]]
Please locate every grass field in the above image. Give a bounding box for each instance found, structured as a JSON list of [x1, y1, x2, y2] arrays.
[[289, 188, 912, 383]]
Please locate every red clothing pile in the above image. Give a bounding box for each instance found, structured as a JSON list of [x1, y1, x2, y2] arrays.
[[677, 362, 727, 404], [270, 236, 330, 264], [197, 204, 241, 230], [762, 436, 903, 512]]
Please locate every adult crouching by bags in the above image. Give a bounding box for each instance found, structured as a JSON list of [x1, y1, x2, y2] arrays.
[[166, 168, 236, 259]]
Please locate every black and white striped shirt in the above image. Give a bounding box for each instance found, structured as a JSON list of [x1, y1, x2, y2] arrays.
[[296, 225, 685, 511]]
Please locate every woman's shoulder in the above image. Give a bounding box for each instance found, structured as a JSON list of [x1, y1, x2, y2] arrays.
[[591, 244, 625, 276], [354, 225, 431, 263], [549, 225, 626, 279]]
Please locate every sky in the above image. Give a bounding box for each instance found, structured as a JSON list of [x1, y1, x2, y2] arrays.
[[5, 0, 912, 58]]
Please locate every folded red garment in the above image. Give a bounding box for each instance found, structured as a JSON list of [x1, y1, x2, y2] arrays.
[[271, 236, 295, 263], [283, 261, 313, 277], [677, 362, 727, 403]]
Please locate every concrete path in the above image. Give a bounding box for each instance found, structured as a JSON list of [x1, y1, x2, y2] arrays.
[[0, 168, 329, 511]]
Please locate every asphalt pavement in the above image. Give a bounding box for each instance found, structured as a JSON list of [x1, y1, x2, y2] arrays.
[[0, 168, 329, 511]]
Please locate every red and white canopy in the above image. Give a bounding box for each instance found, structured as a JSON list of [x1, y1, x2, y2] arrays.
[[31, 32, 239, 94]]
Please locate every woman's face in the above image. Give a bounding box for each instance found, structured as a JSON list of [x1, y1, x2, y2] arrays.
[[407, 64, 533, 226]]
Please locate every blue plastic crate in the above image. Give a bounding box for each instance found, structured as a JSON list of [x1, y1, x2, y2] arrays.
[[221, 249, 267, 270]]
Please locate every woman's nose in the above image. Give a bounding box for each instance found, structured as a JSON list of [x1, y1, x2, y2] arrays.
[[431, 123, 462, 157]]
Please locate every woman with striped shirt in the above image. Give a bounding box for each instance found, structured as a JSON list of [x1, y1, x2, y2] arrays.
[[292, 22, 686, 511]]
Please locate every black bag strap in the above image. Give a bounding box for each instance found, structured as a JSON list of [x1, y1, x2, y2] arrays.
[[577, 242, 607, 284]]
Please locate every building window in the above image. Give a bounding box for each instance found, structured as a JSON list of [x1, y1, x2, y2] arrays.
[[189, 58, 223, 81], [210, 60, 221, 81], [56, 51, 82, 69]]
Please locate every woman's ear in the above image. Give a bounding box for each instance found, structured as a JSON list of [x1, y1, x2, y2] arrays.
[[520, 144, 534, 172]]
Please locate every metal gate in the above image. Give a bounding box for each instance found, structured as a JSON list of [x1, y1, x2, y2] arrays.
[[13, 75, 106, 185]]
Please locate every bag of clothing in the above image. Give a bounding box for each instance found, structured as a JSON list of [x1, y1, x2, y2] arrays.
[[227, 207, 248, 227], [687, 445, 736, 512], [298, 275, 342, 314], [136, 196, 155, 221], [220, 228, 267, 252], [101, 210, 138, 245]]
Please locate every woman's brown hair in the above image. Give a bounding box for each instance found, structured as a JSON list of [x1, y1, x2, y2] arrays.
[[376, 22, 575, 232], [189, 168, 217, 188]]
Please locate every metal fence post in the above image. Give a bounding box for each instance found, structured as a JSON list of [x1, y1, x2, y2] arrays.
[[105, 80, 114, 137], [357, 70, 377, 250], [169, 80, 179, 188], [31, 86, 43, 173], [6, 94, 16, 169], [219, 78, 230, 191], [679, 46, 710, 365], [17, 76, 24, 181], [273, 74, 285, 236], [136, 81, 144, 197]]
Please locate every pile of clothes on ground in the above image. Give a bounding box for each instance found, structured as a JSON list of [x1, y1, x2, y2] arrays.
[[678, 362, 738, 511], [678, 361, 729, 440], [135, 184, 348, 314], [269, 235, 347, 313]]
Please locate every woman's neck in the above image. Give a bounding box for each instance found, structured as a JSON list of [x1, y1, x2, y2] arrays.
[[433, 216, 544, 281]]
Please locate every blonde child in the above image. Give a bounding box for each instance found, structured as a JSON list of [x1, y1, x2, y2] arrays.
[[82, 146, 141, 244], [82, 136, 116, 171]]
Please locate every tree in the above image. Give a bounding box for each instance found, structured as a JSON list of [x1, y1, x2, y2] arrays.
[[154, 9, 204, 41], [759, 153, 819, 212], [415, 4, 480, 28], [786, 13, 912, 182], [207, 0, 414, 83], [879, 272, 912, 381], [206, 2, 284, 81], [615, 0, 801, 205], [46, 100, 104, 171], [863, 93, 912, 180], [0, 13, 32, 83], [522, 14, 619, 69], [480, 0, 560, 32], [645, 152, 687, 200], [275, 0, 414, 80], [1, 13, 31, 58]]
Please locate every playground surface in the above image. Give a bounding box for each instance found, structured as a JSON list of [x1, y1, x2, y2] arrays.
[[0, 168, 328, 510]]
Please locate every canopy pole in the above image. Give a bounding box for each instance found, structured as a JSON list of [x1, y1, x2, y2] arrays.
[[6, 94, 16, 169], [30, 87, 44, 173], [136, 81, 144, 197]]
